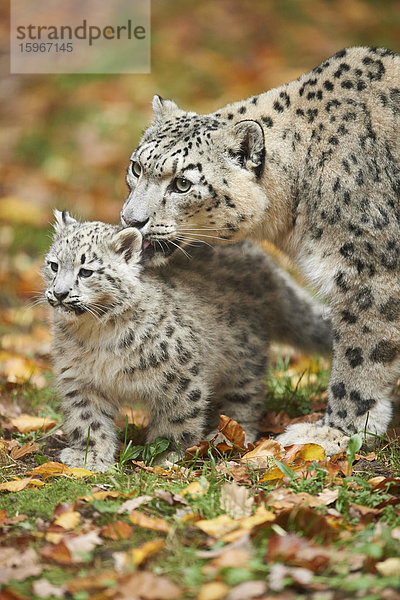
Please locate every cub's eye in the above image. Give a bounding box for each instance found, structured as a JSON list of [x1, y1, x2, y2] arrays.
[[173, 177, 192, 193], [130, 161, 142, 177], [79, 268, 93, 278], [49, 262, 58, 273]]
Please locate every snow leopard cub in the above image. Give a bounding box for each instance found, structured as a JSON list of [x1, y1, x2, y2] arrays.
[[44, 210, 331, 472]]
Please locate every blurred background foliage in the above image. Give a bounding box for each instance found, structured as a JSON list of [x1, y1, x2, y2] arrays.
[[0, 0, 400, 356]]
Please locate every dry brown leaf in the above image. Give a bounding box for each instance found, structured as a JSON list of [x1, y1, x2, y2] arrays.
[[153, 489, 187, 506], [117, 570, 182, 599], [226, 581, 267, 600], [9, 441, 39, 460], [216, 461, 252, 485], [41, 542, 73, 565], [276, 507, 340, 542], [266, 488, 330, 511], [266, 532, 332, 572], [117, 495, 152, 513], [129, 510, 171, 533], [30, 462, 72, 478], [0, 477, 45, 492], [241, 438, 283, 467], [32, 578, 65, 599], [203, 548, 251, 575], [79, 490, 122, 502], [131, 539, 165, 566], [196, 506, 274, 540], [259, 410, 292, 434], [218, 414, 245, 448], [66, 571, 118, 594], [9, 414, 57, 433], [65, 531, 102, 557], [0, 548, 43, 585], [219, 481, 254, 518], [101, 521, 133, 540]]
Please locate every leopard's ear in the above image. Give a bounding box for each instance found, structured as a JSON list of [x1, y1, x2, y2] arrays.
[[53, 209, 78, 234], [152, 94, 180, 123], [111, 227, 142, 262], [229, 120, 265, 179]]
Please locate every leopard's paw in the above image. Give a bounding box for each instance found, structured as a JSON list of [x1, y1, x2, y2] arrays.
[[59, 447, 114, 472], [276, 422, 350, 456]]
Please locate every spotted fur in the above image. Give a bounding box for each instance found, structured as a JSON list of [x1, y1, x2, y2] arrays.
[[121, 47, 400, 452], [43, 211, 331, 471]]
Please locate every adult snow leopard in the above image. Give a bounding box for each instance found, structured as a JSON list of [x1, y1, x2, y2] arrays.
[[121, 47, 400, 453], [44, 210, 331, 471]]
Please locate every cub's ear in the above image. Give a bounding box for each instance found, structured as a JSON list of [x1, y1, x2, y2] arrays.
[[152, 94, 181, 123], [53, 209, 78, 234], [229, 120, 265, 178], [111, 227, 142, 262]]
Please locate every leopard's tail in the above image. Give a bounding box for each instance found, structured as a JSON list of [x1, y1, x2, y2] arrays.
[[267, 262, 332, 357]]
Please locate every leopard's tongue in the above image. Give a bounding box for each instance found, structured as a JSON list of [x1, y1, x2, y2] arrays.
[[143, 240, 151, 250]]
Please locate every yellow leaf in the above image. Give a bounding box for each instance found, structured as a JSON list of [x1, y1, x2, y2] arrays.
[[259, 466, 285, 482], [10, 414, 58, 433], [54, 509, 80, 530], [131, 539, 165, 565], [179, 480, 209, 497], [30, 461, 72, 479], [78, 490, 122, 502], [45, 532, 64, 544], [239, 506, 275, 529], [197, 581, 230, 600], [69, 467, 95, 478], [298, 443, 325, 461], [195, 514, 238, 538], [129, 510, 171, 533]]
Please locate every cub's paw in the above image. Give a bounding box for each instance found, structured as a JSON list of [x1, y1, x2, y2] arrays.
[[59, 448, 114, 472], [276, 423, 350, 456]]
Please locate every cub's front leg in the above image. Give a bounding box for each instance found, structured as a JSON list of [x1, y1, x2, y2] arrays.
[[59, 384, 118, 472], [278, 273, 399, 454]]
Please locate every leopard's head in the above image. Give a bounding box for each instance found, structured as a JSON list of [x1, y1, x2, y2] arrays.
[[121, 95, 269, 264]]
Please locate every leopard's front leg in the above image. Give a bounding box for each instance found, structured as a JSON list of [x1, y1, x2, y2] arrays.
[[278, 274, 399, 454], [59, 384, 118, 472]]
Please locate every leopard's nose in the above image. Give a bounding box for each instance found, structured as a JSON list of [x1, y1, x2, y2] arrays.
[[54, 290, 68, 301], [128, 218, 150, 230]]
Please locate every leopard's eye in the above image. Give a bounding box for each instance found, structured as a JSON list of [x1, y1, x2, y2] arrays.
[[173, 177, 192, 193], [130, 161, 142, 177], [79, 268, 93, 278], [49, 262, 58, 273]]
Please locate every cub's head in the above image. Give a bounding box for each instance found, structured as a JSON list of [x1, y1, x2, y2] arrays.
[[121, 95, 268, 264], [44, 210, 143, 320]]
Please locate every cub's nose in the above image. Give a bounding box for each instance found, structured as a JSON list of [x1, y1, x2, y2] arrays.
[[54, 290, 69, 301]]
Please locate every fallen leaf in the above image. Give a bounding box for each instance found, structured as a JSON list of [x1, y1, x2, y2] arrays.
[[196, 506, 274, 540], [69, 467, 95, 478], [0, 477, 45, 492], [131, 539, 165, 566], [101, 521, 132, 540], [79, 490, 123, 502], [65, 531, 102, 556], [54, 507, 80, 530], [276, 507, 340, 542], [226, 581, 267, 600], [0, 196, 47, 226], [129, 510, 171, 533], [266, 533, 332, 572], [241, 438, 283, 467], [154, 489, 187, 506], [376, 557, 400, 577], [32, 578, 65, 599], [218, 415, 245, 448], [41, 542, 73, 565], [66, 571, 118, 594], [203, 548, 251, 574], [197, 581, 230, 600], [259, 410, 292, 434], [9, 414, 57, 433], [30, 462, 72, 479], [269, 563, 313, 592], [0, 548, 43, 584], [179, 480, 209, 497], [117, 570, 181, 599], [219, 481, 254, 518], [117, 495, 152, 513], [266, 488, 330, 510], [10, 441, 39, 460]]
